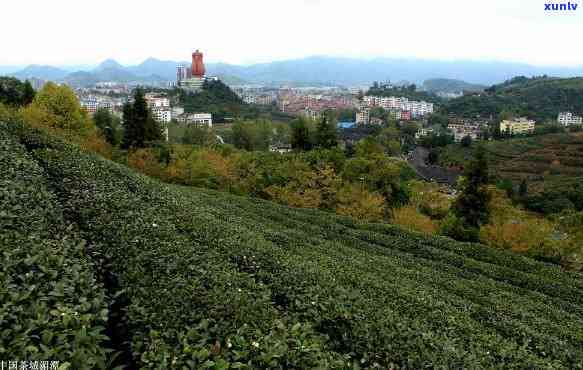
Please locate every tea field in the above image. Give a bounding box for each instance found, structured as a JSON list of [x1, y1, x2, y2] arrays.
[[438, 133, 583, 192], [2, 120, 583, 369]]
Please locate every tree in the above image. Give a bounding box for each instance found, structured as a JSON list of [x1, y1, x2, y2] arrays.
[[122, 88, 162, 149], [22, 81, 35, 105], [231, 120, 272, 151], [291, 118, 313, 151], [0, 77, 35, 106], [23, 82, 90, 133], [460, 135, 473, 147], [427, 149, 439, 165], [182, 125, 216, 146], [315, 115, 337, 149], [447, 145, 491, 241], [519, 179, 528, 199], [93, 108, 121, 146]]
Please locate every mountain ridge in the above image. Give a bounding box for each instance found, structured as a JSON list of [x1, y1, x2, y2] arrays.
[[5, 56, 583, 87]]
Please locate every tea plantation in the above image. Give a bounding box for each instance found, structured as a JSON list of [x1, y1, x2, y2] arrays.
[[2, 120, 583, 369]]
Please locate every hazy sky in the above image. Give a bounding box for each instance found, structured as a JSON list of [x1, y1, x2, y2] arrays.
[[2, 0, 582, 66]]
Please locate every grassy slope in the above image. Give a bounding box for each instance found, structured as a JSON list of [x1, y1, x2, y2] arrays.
[[439, 133, 583, 191], [3, 121, 583, 368]]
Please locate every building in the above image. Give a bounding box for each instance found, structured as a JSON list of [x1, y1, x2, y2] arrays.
[[151, 107, 172, 123], [356, 106, 370, 125], [242, 95, 256, 104], [302, 107, 321, 121], [145, 93, 170, 108], [415, 127, 434, 139], [558, 112, 583, 127], [176, 65, 189, 84], [191, 50, 205, 78], [269, 143, 292, 153], [80, 97, 114, 115], [178, 113, 213, 127], [363, 95, 434, 117], [255, 94, 275, 105], [500, 118, 536, 135], [177, 50, 208, 92], [80, 98, 98, 114]]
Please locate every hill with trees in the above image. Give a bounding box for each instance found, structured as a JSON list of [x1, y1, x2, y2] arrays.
[[172, 80, 291, 122], [422, 78, 486, 94], [3, 103, 583, 368], [443, 76, 583, 121]]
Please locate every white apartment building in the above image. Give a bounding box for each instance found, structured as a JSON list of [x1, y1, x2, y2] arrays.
[[243, 95, 256, 104], [500, 118, 536, 135], [151, 106, 172, 123], [557, 112, 583, 127], [145, 94, 170, 108], [179, 113, 213, 127], [80, 97, 115, 115], [363, 95, 434, 117]]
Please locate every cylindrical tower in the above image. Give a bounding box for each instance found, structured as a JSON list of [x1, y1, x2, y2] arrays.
[[191, 50, 205, 78]]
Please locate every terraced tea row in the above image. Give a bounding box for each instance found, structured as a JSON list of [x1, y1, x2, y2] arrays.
[[3, 121, 583, 368]]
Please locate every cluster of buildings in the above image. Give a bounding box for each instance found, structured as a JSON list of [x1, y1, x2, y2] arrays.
[[240, 92, 277, 105], [278, 92, 358, 118], [362, 95, 435, 118], [446, 118, 489, 142], [557, 112, 583, 126], [79, 95, 120, 115], [233, 85, 360, 119]]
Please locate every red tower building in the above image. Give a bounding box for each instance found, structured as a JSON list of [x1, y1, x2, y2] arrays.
[[191, 50, 205, 78]]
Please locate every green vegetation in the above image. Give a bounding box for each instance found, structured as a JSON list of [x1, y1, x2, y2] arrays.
[[442, 146, 491, 242], [437, 133, 583, 195], [0, 76, 35, 107], [444, 76, 583, 121], [93, 108, 122, 146], [0, 125, 111, 368], [122, 88, 163, 149], [173, 80, 293, 123], [3, 119, 583, 368], [422, 78, 486, 94]]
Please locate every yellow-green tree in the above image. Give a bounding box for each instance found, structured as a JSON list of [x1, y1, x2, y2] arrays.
[[23, 82, 91, 133], [335, 184, 385, 221]]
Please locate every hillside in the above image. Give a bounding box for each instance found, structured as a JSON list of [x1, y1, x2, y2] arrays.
[[438, 133, 583, 193], [3, 120, 583, 368], [422, 78, 486, 94], [444, 76, 583, 121]]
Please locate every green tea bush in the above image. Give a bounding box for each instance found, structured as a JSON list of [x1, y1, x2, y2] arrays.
[[3, 120, 583, 369], [0, 124, 111, 368]]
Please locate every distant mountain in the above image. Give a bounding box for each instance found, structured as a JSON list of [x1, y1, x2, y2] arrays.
[[6, 56, 583, 87], [127, 58, 188, 80], [95, 59, 125, 71], [206, 57, 583, 86], [12, 65, 69, 80], [422, 78, 486, 94]]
